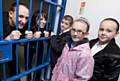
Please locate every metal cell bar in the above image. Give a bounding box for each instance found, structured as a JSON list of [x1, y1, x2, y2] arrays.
[[38, 0, 43, 31], [26, 43, 30, 81], [44, 41, 51, 80], [46, 4, 51, 31], [57, 0, 67, 34], [0, 37, 50, 44], [3, 64, 7, 81], [51, 0, 58, 32], [15, 0, 19, 30], [6, 62, 49, 81], [26, 1, 33, 81], [28, 0, 33, 31], [44, 0, 64, 8], [0, 0, 3, 40], [15, 44, 19, 81], [33, 41, 39, 81]]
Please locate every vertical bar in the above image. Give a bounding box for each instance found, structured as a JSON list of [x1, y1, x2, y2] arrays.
[[33, 41, 39, 81], [44, 40, 51, 80], [26, 43, 29, 81], [42, 41, 47, 80], [3, 63, 7, 81], [28, 0, 33, 31], [46, 4, 51, 31], [46, 41, 51, 63], [1, 0, 7, 81], [38, 0, 43, 31], [26, 1, 33, 80], [57, 0, 67, 34], [62, 0, 67, 15], [16, 44, 19, 81], [33, 1, 43, 80], [51, 0, 58, 32], [16, 0, 19, 30], [15, 1, 19, 81], [42, 41, 46, 64], [0, 0, 3, 40], [39, 41, 46, 81]]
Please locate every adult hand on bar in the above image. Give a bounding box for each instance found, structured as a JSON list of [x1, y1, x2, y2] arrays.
[[44, 31, 49, 37], [25, 30, 33, 39], [9, 30, 22, 40], [33, 31, 41, 38]]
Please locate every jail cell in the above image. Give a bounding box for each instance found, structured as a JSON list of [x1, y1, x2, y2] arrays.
[[0, 0, 67, 81]]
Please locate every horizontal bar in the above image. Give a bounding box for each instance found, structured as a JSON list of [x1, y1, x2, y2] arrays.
[[0, 37, 50, 44], [0, 58, 11, 64], [44, 0, 64, 8], [6, 62, 50, 81]]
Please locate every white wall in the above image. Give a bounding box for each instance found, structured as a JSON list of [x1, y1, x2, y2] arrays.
[[64, 0, 120, 46]]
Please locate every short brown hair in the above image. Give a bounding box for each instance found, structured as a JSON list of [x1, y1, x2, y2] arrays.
[[62, 15, 74, 27], [9, 2, 29, 12]]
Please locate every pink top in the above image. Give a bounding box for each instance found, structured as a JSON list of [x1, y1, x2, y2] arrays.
[[51, 43, 94, 81]]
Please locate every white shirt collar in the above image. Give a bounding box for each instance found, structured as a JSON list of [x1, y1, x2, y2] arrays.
[[59, 28, 70, 35], [91, 42, 108, 56], [96, 42, 108, 48]]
